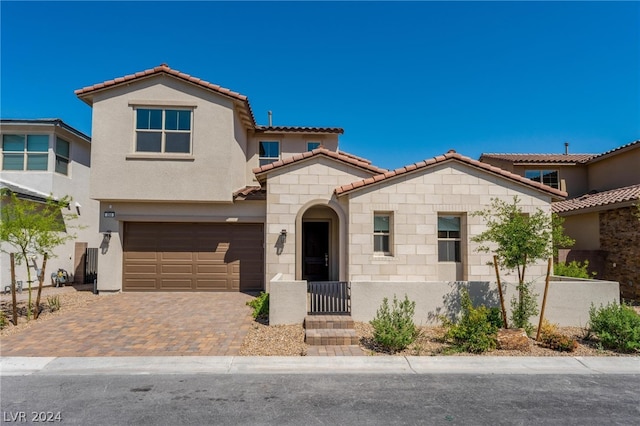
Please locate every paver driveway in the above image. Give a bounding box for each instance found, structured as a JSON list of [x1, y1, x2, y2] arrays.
[[1, 292, 255, 357]]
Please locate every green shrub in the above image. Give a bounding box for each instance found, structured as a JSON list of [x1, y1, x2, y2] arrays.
[[443, 289, 498, 353], [246, 292, 269, 320], [370, 294, 419, 353], [487, 307, 505, 329], [0, 310, 6, 329], [589, 302, 640, 353], [47, 295, 61, 312], [510, 281, 538, 335], [554, 260, 595, 279]]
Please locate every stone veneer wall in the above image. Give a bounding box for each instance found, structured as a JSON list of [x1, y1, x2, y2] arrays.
[[600, 206, 640, 301]]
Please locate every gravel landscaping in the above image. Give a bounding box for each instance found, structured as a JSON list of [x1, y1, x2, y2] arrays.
[[2, 287, 638, 357]]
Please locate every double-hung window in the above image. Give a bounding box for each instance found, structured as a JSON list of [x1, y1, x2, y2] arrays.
[[259, 141, 280, 166], [2, 134, 49, 171], [374, 213, 392, 255], [55, 138, 70, 175], [438, 216, 461, 262], [525, 170, 559, 189], [135, 108, 192, 154]]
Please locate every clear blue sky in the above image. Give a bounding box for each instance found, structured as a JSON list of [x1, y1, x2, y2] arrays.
[[2, 1, 639, 169]]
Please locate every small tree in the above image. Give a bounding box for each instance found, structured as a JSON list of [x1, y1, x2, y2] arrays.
[[472, 196, 553, 332], [0, 189, 77, 321]]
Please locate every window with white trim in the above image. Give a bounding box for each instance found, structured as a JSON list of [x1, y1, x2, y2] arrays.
[[307, 141, 321, 151], [135, 108, 192, 153], [1, 134, 49, 171], [525, 169, 559, 189], [55, 138, 70, 175], [374, 213, 392, 255], [259, 141, 280, 166], [438, 215, 461, 262]]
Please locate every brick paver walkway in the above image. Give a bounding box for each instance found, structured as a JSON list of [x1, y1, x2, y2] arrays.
[[1, 292, 255, 357], [306, 345, 364, 356]]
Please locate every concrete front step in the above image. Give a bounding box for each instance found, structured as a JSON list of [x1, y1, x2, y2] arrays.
[[304, 315, 354, 330], [305, 329, 359, 346], [306, 345, 364, 356]]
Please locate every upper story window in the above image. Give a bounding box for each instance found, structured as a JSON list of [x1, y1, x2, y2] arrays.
[[1, 134, 49, 171], [135, 108, 192, 154], [374, 213, 392, 255], [438, 215, 461, 262], [259, 141, 280, 166], [307, 141, 321, 151], [525, 170, 559, 189], [55, 138, 70, 175]]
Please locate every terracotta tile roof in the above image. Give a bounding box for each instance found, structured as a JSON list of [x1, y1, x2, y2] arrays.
[[75, 63, 257, 125], [255, 126, 344, 134], [585, 140, 639, 163], [479, 153, 596, 164], [232, 186, 266, 201], [552, 184, 640, 214], [335, 150, 568, 199], [252, 147, 387, 176], [337, 150, 372, 164]]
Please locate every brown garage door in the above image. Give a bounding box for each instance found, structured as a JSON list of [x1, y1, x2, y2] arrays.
[[123, 222, 264, 292]]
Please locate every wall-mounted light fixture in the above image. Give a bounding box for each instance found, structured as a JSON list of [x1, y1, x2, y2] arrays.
[[280, 229, 287, 242], [103, 230, 112, 242], [75, 201, 82, 215]]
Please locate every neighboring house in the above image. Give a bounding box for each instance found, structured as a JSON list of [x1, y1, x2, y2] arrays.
[[75, 64, 566, 298], [480, 141, 640, 300], [0, 119, 101, 286]]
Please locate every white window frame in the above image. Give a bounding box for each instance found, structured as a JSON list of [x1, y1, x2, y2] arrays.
[[259, 141, 280, 166], [1, 133, 49, 171], [135, 108, 193, 154], [373, 212, 393, 256], [438, 215, 461, 262], [525, 169, 559, 189], [55, 137, 70, 176], [307, 141, 321, 151]]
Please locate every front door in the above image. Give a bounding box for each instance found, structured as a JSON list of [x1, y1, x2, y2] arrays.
[[302, 221, 329, 281]]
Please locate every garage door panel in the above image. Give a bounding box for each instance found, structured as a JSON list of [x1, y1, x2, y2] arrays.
[[124, 279, 160, 291], [124, 222, 264, 292], [161, 264, 194, 274], [159, 279, 194, 290]]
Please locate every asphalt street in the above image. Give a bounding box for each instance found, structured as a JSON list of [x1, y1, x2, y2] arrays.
[[2, 373, 639, 425]]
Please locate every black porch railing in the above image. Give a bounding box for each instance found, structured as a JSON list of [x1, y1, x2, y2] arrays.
[[307, 281, 351, 315]]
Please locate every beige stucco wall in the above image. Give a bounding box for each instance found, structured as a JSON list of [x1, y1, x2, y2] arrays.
[[268, 278, 619, 327], [0, 124, 101, 286], [562, 212, 600, 250], [511, 164, 589, 198], [345, 161, 553, 282], [349, 279, 619, 327], [263, 156, 376, 287], [89, 75, 249, 202], [95, 200, 265, 292], [245, 133, 340, 186], [587, 147, 640, 192]]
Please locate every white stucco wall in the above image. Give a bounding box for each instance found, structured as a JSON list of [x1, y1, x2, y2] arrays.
[[345, 161, 554, 282], [0, 123, 100, 287]]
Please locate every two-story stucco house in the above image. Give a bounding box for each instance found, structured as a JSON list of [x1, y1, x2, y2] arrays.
[[0, 119, 101, 286], [480, 141, 640, 300], [76, 64, 574, 322]]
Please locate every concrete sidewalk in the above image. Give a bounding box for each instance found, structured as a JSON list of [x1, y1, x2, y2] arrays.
[[1, 356, 638, 376]]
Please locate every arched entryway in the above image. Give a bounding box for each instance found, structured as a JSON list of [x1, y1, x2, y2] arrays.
[[297, 203, 343, 282]]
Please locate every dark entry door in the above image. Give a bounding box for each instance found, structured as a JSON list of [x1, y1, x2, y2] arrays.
[[302, 221, 329, 281]]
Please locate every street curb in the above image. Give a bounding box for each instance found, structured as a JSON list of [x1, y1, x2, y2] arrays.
[[1, 356, 638, 376]]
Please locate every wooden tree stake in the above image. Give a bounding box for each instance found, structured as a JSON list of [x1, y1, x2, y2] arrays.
[[33, 253, 48, 320], [536, 258, 553, 341], [10, 253, 18, 326], [493, 255, 508, 329]]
